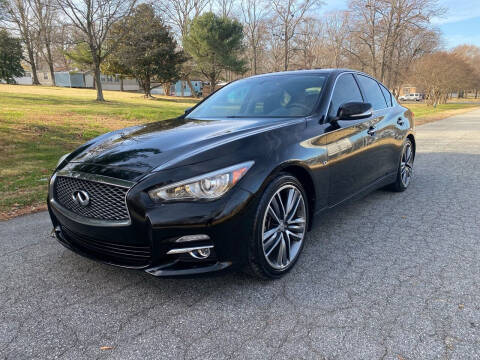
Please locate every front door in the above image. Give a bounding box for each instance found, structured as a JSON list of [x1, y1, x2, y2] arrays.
[[324, 73, 376, 206]]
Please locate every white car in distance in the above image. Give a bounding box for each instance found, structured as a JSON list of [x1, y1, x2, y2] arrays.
[[399, 93, 423, 101]]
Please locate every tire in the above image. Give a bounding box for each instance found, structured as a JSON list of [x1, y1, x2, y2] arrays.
[[388, 138, 414, 192], [246, 174, 309, 279]]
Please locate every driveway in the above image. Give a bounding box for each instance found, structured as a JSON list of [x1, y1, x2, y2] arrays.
[[1, 109, 480, 360]]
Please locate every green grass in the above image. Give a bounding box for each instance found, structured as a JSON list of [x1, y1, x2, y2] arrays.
[[0, 84, 478, 218], [0, 84, 198, 217], [404, 102, 480, 119]]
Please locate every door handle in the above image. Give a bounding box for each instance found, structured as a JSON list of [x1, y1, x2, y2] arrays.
[[367, 126, 376, 136], [397, 117, 404, 126]]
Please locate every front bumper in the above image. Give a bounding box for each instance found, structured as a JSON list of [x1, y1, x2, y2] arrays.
[[48, 178, 257, 277]]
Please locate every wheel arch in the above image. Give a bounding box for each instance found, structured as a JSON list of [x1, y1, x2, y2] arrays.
[[272, 163, 316, 231], [407, 133, 416, 159]]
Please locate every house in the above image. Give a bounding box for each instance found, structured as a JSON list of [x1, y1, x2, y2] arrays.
[[100, 74, 140, 91], [9, 68, 203, 97], [399, 85, 422, 97], [12, 71, 33, 85], [151, 80, 203, 97], [54, 72, 89, 88], [38, 71, 55, 86], [202, 81, 228, 97]]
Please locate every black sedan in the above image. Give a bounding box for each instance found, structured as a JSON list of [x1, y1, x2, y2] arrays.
[[48, 69, 415, 279]]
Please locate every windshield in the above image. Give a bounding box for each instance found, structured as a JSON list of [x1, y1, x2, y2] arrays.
[[188, 74, 326, 118]]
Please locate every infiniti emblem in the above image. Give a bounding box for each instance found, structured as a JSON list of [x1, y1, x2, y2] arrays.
[[72, 190, 90, 207]]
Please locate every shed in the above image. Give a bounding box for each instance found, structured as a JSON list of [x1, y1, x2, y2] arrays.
[[54, 72, 87, 88]]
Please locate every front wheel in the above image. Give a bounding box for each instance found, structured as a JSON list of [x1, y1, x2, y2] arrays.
[[246, 174, 308, 279], [388, 139, 414, 192]]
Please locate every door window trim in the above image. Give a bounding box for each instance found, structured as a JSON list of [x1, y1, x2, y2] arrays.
[[378, 82, 393, 108]]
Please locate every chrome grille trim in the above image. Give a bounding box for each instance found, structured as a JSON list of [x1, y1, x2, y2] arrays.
[[49, 171, 135, 226]]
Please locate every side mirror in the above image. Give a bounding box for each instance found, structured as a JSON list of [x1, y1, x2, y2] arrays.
[[337, 102, 373, 120]]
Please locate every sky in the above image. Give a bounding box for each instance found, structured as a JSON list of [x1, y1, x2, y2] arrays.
[[319, 0, 480, 49]]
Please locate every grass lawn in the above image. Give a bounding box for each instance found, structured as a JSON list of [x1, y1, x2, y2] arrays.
[[0, 84, 198, 219], [0, 84, 478, 219], [402, 102, 480, 126]]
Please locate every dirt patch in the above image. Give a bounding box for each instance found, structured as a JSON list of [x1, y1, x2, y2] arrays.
[[0, 202, 47, 221]]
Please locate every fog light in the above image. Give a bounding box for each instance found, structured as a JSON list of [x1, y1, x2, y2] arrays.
[[167, 245, 213, 258], [175, 234, 210, 243], [190, 247, 211, 259]]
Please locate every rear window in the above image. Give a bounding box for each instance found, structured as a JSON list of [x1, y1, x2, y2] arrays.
[[356, 75, 388, 110]]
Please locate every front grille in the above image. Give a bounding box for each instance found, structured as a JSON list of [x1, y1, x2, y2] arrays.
[[54, 176, 129, 221], [61, 225, 151, 267]]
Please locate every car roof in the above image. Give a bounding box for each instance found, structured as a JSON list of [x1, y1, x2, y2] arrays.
[[247, 68, 367, 79]]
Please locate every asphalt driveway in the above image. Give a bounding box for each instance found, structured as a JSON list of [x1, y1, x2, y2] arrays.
[[1, 109, 480, 360]]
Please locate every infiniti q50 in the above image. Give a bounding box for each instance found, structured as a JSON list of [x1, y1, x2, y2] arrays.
[[48, 69, 415, 279]]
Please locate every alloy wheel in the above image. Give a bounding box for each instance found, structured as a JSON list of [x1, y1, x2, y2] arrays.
[[400, 141, 414, 187], [261, 184, 307, 270]]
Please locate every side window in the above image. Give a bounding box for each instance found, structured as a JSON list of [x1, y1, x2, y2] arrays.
[[379, 83, 392, 107], [357, 75, 388, 110], [329, 74, 363, 118]]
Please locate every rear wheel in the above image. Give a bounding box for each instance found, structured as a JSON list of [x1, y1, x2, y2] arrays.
[[389, 139, 414, 192], [247, 174, 308, 279]]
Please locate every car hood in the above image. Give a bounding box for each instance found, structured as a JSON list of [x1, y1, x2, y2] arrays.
[[68, 116, 289, 174]]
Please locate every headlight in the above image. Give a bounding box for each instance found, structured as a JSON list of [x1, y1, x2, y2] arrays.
[[148, 161, 254, 201], [56, 153, 70, 168]]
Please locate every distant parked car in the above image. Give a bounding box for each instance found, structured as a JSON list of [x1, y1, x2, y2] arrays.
[[399, 93, 423, 101]]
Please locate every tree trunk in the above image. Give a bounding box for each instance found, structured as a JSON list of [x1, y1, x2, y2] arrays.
[[185, 77, 197, 98], [26, 46, 40, 85], [284, 27, 289, 71], [209, 74, 217, 93], [162, 83, 170, 96], [143, 77, 151, 98], [45, 41, 55, 86], [48, 58, 55, 86], [253, 45, 257, 75], [120, 77, 124, 92], [93, 63, 104, 101]]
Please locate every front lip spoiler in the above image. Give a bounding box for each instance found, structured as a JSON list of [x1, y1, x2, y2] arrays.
[[53, 226, 233, 277], [145, 261, 232, 277]]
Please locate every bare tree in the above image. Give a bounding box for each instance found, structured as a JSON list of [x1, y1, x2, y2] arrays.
[[31, 0, 56, 85], [452, 45, 480, 98], [157, 0, 210, 97], [292, 17, 322, 69], [158, 0, 210, 39], [264, 17, 284, 72], [348, 0, 443, 87], [271, 0, 322, 71], [322, 11, 350, 68], [388, 26, 439, 95], [2, 0, 41, 84], [411, 52, 475, 106], [241, 0, 268, 75], [56, 0, 137, 101], [216, 0, 235, 18]]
